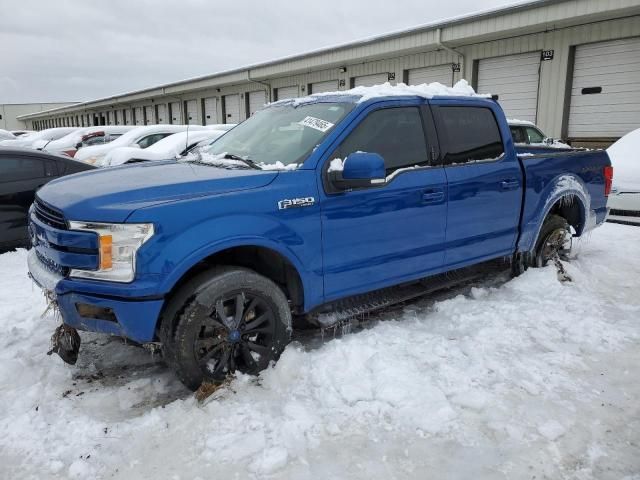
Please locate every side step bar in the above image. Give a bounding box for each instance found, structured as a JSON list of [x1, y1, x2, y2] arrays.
[[307, 258, 510, 327]]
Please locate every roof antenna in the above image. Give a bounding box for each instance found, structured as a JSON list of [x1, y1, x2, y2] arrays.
[[184, 108, 189, 157]]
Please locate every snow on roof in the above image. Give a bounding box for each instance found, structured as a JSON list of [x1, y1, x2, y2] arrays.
[[607, 128, 640, 189], [507, 118, 536, 126], [274, 80, 485, 107]]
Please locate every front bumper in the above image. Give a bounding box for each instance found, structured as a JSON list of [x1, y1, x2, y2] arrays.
[[28, 249, 164, 343]]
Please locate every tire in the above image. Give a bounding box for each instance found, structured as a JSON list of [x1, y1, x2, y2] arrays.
[[531, 214, 571, 268], [162, 266, 292, 391]]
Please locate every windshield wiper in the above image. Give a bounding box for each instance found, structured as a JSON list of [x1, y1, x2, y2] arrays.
[[223, 153, 262, 170]]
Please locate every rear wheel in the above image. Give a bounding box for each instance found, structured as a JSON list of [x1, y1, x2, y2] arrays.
[[532, 215, 572, 267], [163, 267, 292, 390]]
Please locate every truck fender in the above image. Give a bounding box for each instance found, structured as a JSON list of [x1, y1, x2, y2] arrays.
[[520, 174, 591, 253], [157, 235, 311, 302]]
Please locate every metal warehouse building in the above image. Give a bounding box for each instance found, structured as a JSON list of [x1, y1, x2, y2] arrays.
[[18, 0, 640, 147]]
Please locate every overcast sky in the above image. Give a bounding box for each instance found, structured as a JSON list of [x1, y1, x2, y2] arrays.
[[0, 0, 526, 104]]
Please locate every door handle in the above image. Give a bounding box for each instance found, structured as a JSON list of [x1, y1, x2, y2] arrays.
[[422, 190, 445, 203], [500, 179, 520, 190]]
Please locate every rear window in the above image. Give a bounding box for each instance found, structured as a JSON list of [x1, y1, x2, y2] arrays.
[[435, 106, 504, 165], [0, 157, 46, 182]]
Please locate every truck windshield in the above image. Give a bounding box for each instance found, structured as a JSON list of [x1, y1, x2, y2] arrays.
[[195, 101, 354, 169]]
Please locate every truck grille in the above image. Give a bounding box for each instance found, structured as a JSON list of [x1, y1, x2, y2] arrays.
[[34, 197, 67, 230]]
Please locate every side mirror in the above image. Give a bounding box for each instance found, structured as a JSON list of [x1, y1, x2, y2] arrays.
[[329, 152, 386, 190], [544, 137, 555, 145]]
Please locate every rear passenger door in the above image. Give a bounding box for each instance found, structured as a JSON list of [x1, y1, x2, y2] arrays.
[[0, 156, 55, 248], [431, 102, 523, 267], [320, 102, 448, 301]]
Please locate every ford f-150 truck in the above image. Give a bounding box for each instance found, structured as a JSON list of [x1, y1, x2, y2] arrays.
[[27, 82, 613, 390]]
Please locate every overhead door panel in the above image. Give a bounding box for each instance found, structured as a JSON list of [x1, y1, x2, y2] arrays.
[[204, 97, 218, 124], [310, 80, 338, 94], [248, 91, 266, 116], [568, 37, 640, 138], [134, 107, 144, 125], [170, 102, 181, 124], [145, 105, 156, 125], [186, 99, 199, 125], [156, 104, 167, 124], [477, 52, 541, 123], [224, 94, 241, 124], [276, 86, 299, 101], [353, 73, 389, 88], [125, 109, 133, 125], [407, 65, 453, 86]]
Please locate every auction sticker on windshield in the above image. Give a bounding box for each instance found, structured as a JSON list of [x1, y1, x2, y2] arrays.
[[299, 116, 334, 132]]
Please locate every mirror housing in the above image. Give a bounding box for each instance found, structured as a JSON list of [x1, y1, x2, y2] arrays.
[[329, 152, 386, 190]]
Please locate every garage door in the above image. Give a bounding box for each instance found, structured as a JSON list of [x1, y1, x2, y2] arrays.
[[125, 109, 133, 125], [310, 80, 338, 94], [145, 105, 156, 125], [186, 99, 199, 125], [224, 94, 241, 124], [134, 107, 144, 125], [248, 91, 266, 116], [568, 37, 640, 139], [353, 73, 390, 88], [170, 102, 181, 124], [276, 86, 298, 101], [407, 65, 453, 86], [203, 97, 218, 124], [156, 104, 167, 124], [477, 52, 541, 123]]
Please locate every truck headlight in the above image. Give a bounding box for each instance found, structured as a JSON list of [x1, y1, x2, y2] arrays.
[[68, 222, 154, 282]]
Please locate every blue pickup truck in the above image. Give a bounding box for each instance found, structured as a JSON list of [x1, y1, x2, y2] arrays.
[[28, 86, 613, 390]]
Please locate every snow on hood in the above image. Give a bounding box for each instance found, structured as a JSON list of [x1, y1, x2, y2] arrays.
[[272, 80, 484, 107], [0, 127, 77, 148], [607, 128, 640, 191]]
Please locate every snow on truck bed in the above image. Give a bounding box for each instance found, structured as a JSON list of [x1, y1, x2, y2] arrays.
[[1, 223, 640, 479]]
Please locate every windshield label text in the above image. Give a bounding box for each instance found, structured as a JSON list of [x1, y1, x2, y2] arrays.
[[298, 116, 334, 133]]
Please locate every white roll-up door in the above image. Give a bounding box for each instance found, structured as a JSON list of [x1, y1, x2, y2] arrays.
[[310, 80, 338, 94], [353, 73, 390, 88], [248, 91, 266, 116], [156, 104, 167, 124], [170, 102, 181, 124], [144, 105, 156, 125], [134, 107, 144, 125], [204, 97, 218, 124], [477, 52, 541, 123], [186, 99, 199, 125], [224, 94, 241, 124], [276, 86, 298, 101], [125, 109, 133, 125], [568, 37, 640, 139], [407, 65, 453, 86]]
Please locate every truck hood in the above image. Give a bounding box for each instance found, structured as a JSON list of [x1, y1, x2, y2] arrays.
[[37, 160, 279, 222]]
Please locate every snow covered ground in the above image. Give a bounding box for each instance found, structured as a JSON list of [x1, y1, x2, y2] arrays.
[[1, 223, 639, 479]]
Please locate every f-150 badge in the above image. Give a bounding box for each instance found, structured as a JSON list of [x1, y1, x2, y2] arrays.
[[278, 197, 315, 210]]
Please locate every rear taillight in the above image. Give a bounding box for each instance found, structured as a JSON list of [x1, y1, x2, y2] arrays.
[[62, 149, 77, 157], [604, 166, 613, 196]]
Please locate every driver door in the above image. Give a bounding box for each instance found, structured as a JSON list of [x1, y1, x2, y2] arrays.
[[319, 104, 448, 302]]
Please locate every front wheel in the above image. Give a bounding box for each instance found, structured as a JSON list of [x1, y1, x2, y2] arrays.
[[166, 267, 292, 390], [532, 214, 572, 267]]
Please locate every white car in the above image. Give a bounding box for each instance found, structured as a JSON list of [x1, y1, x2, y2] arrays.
[[0, 127, 78, 148], [104, 129, 230, 166], [74, 125, 207, 166], [508, 119, 571, 148], [0, 129, 16, 141], [607, 128, 640, 225], [42, 125, 135, 157]]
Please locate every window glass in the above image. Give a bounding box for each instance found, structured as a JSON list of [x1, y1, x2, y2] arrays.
[[510, 126, 527, 144], [0, 157, 45, 182], [334, 107, 428, 174], [137, 133, 171, 149], [526, 127, 545, 144], [436, 107, 504, 165]]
